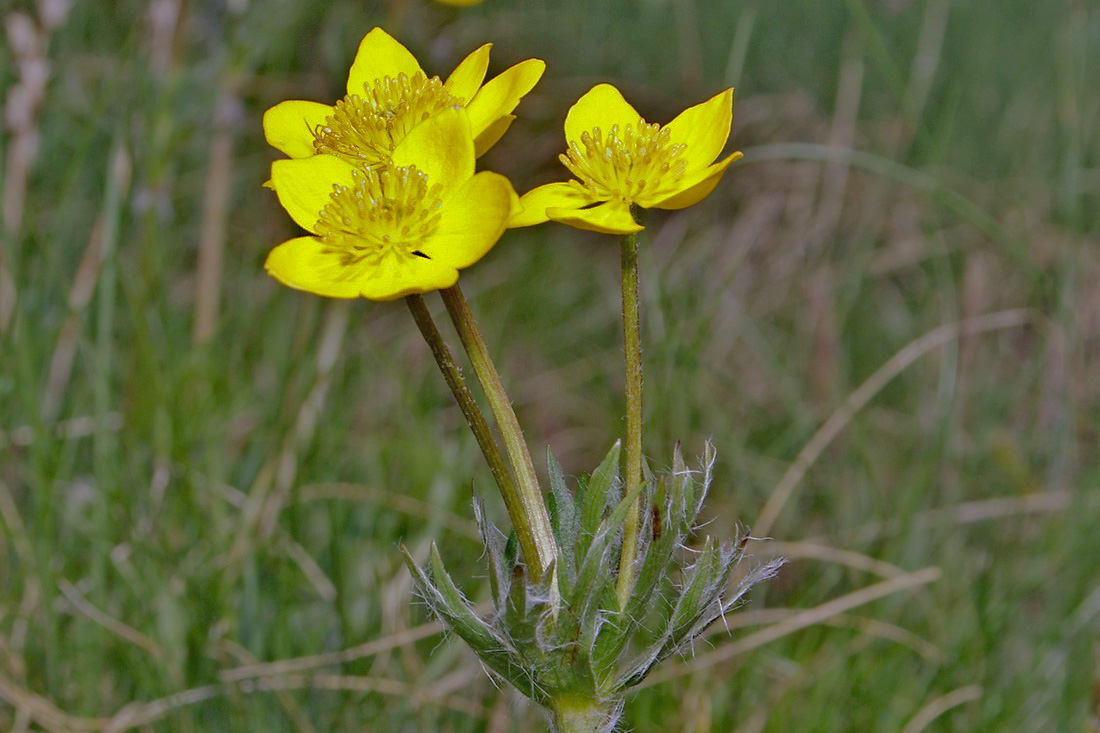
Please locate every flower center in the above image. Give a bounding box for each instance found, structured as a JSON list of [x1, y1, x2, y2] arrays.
[[559, 120, 688, 201], [313, 73, 463, 165], [313, 164, 444, 280]]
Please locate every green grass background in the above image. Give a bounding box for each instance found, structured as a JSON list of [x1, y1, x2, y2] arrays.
[[2, 0, 1098, 729]]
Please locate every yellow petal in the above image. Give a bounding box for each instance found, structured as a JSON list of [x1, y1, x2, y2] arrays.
[[512, 182, 596, 227], [264, 236, 363, 299], [263, 100, 333, 159], [444, 43, 491, 102], [563, 83, 642, 146], [346, 27, 424, 97], [663, 88, 734, 171], [649, 151, 741, 210], [358, 255, 459, 301], [465, 58, 545, 140], [547, 198, 642, 234], [270, 155, 357, 232], [507, 182, 522, 221], [391, 107, 475, 194], [473, 114, 514, 158], [422, 171, 514, 269]]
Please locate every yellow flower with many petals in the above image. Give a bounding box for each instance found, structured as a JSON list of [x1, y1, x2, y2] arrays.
[[264, 27, 544, 166], [265, 108, 515, 301], [512, 84, 741, 235]]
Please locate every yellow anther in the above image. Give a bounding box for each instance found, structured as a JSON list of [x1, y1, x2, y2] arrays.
[[313, 73, 463, 165], [560, 119, 687, 201], [313, 164, 444, 280]]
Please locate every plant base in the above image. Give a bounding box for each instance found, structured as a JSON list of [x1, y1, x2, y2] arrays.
[[550, 694, 623, 733]]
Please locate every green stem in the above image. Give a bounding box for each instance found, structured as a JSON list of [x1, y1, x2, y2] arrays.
[[406, 295, 515, 505], [550, 694, 620, 733], [615, 229, 643, 607], [439, 285, 557, 582]]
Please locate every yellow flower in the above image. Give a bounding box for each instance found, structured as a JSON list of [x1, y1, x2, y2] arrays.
[[263, 27, 544, 165], [512, 84, 742, 235], [265, 108, 516, 301]]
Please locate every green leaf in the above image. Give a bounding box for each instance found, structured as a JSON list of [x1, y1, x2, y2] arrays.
[[623, 505, 679, 623], [473, 493, 509, 610], [505, 562, 534, 644], [402, 544, 539, 700], [593, 495, 682, 679], [617, 538, 727, 691], [589, 594, 628, 683], [546, 446, 577, 590], [696, 441, 717, 519], [553, 530, 615, 651], [670, 441, 692, 530], [662, 537, 724, 651], [555, 477, 645, 650], [574, 473, 589, 523], [578, 441, 621, 560], [505, 530, 518, 569]]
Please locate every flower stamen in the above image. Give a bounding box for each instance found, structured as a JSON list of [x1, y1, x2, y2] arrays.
[[559, 119, 687, 201], [314, 164, 444, 281], [313, 73, 463, 165]]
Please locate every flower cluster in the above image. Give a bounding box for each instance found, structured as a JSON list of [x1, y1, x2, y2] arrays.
[[263, 28, 540, 299], [263, 27, 739, 299]]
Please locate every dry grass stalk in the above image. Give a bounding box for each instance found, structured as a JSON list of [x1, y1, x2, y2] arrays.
[[192, 83, 241, 345], [56, 580, 168, 664], [0, 412, 124, 448], [144, 0, 185, 75], [41, 219, 105, 420], [1, 2, 72, 332], [900, 684, 982, 733]]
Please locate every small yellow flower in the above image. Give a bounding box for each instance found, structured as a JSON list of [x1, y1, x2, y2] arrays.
[[512, 84, 742, 235], [263, 27, 544, 165], [265, 108, 516, 301]]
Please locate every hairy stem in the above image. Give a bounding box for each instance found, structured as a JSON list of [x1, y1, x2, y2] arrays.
[[615, 228, 643, 607], [406, 294, 515, 503], [550, 694, 621, 733], [439, 285, 557, 582]]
